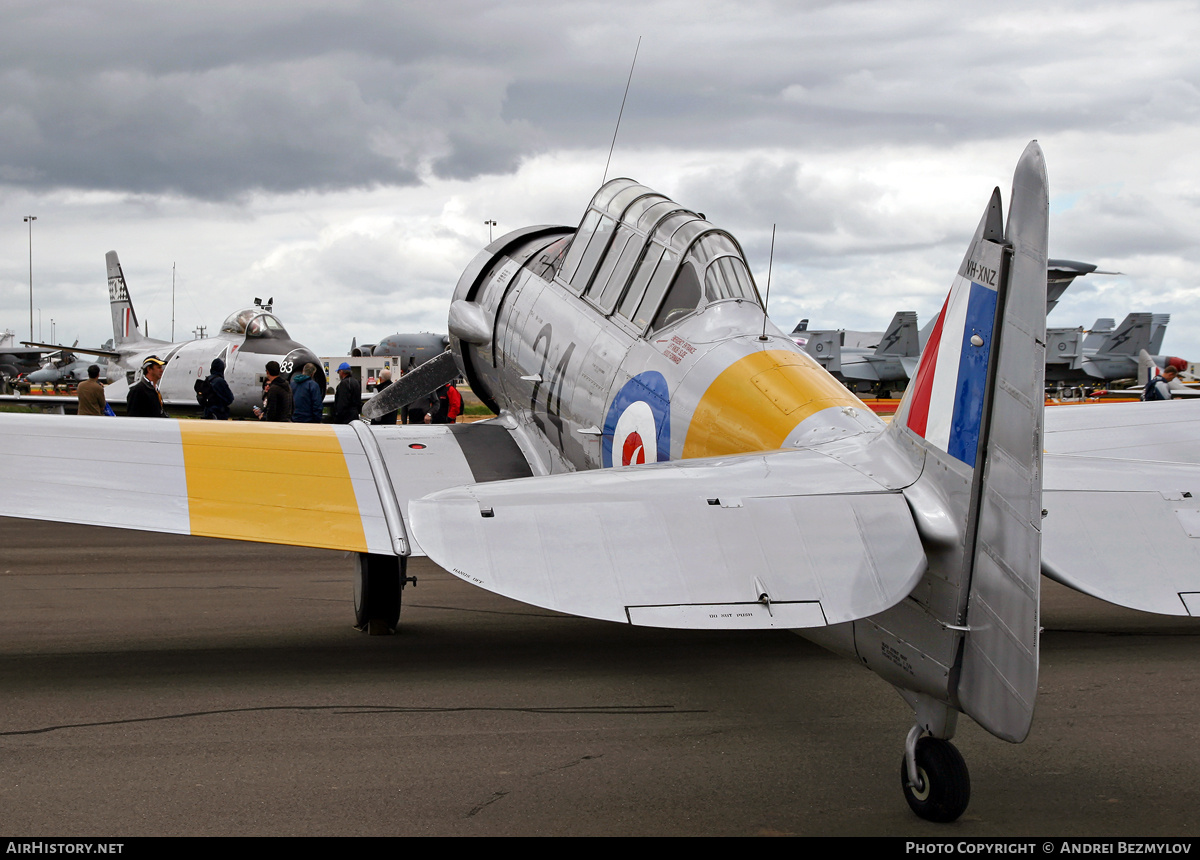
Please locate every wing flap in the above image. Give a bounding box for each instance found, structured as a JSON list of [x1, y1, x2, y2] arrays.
[[409, 449, 926, 629]]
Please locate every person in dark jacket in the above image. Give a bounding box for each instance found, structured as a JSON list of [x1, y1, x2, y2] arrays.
[[369, 369, 398, 425], [333, 362, 361, 424], [290, 362, 324, 423], [198, 357, 235, 420], [254, 361, 293, 421], [126, 356, 169, 418]]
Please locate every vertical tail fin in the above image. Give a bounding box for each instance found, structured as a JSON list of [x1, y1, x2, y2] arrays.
[[1148, 313, 1170, 356], [107, 251, 142, 346], [874, 311, 920, 357], [1098, 312, 1152, 356], [889, 142, 1048, 743]]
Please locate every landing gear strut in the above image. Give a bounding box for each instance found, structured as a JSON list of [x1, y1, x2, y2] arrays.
[[354, 553, 416, 635], [901, 726, 971, 822]]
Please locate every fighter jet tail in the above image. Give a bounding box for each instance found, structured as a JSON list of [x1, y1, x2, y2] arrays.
[[887, 142, 1048, 743], [874, 311, 919, 357], [1098, 312, 1153, 356], [106, 251, 145, 347]]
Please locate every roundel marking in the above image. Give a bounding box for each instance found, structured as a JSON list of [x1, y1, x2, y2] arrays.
[[602, 371, 671, 468], [612, 399, 657, 466]]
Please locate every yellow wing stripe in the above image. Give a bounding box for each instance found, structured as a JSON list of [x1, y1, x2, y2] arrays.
[[178, 422, 369, 552], [683, 350, 863, 458]]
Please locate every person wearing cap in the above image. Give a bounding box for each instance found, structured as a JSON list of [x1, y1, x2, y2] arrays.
[[253, 360, 293, 421], [333, 361, 361, 424], [127, 355, 169, 418]]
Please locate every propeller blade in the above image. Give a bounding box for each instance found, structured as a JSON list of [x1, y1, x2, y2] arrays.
[[361, 350, 458, 421]]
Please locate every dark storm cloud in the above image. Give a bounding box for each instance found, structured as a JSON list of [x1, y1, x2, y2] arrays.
[[0, 1, 543, 199], [1, 0, 1197, 201]]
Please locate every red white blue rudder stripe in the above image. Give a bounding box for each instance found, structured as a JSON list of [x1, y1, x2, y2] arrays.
[[900, 190, 1008, 470]]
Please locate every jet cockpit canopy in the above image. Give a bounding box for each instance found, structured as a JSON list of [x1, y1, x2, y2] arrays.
[[556, 178, 763, 337], [221, 309, 291, 339]]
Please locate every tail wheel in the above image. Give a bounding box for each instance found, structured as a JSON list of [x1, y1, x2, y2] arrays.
[[900, 736, 970, 822]]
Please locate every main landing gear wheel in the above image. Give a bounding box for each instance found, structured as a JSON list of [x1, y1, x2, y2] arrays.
[[354, 553, 414, 635], [901, 736, 971, 822]]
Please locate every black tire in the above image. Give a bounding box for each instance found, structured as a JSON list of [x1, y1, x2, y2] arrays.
[[354, 553, 402, 633], [900, 736, 970, 822]]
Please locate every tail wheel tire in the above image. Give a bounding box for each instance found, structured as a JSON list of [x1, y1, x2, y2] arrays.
[[900, 736, 970, 822], [354, 553, 402, 634]]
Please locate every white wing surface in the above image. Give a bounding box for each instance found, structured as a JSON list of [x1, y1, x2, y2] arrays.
[[0, 414, 532, 556], [1044, 400, 1200, 464], [409, 448, 927, 629]]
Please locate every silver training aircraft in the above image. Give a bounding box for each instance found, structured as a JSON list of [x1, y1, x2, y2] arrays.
[[21, 251, 324, 416], [2, 143, 1199, 823]]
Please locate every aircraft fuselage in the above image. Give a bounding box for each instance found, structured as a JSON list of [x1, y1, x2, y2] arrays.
[[448, 196, 878, 478]]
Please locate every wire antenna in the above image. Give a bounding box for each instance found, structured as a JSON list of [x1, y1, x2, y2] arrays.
[[759, 224, 776, 341], [602, 36, 642, 186]]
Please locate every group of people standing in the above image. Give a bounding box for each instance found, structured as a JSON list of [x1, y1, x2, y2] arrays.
[[76, 354, 464, 424]]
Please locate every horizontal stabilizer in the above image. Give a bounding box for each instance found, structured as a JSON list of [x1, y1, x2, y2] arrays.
[[409, 448, 926, 629], [1043, 453, 1200, 615]]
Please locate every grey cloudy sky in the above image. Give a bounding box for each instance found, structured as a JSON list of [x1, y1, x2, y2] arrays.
[[2, 0, 1198, 360]]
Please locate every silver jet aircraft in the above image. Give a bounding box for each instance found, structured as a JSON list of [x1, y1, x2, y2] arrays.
[[23, 251, 324, 416], [2, 143, 1199, 823]]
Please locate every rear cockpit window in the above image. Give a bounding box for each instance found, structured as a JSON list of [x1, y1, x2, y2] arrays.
[[554, 178, 763, 336], [704, 256, 759, 303]]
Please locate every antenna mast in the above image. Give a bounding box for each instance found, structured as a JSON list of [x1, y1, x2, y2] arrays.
[[759, 225, 776, 341], [602, 36, 641, 186]]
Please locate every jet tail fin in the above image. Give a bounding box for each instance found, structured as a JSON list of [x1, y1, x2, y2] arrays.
[[106, 251, 143, 346], [874, 311, 920, 357], [888, 142, 1048, 742], [1099, 312, 1152, 356], [1148, 313, 1170, 356]]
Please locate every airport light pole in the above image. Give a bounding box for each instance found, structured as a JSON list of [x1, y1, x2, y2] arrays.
[[484, 219, 497, 243], [24, 216, 36, 341]]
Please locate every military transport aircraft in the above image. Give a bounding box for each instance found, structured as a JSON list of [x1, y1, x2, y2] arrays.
[[19, 251, 324, 416], [2, 143, 1198, 824], [351, 332, 450, 371]]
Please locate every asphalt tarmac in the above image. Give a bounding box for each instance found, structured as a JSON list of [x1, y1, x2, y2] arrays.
[[2, 517, 1198, 837]]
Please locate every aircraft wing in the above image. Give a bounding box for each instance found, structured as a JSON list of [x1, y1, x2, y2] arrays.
[[409, 448, 927, 630], [0, 414, 531, 556], [1044, 400, 1200, 464], [1041, 401, 1200, 615]]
